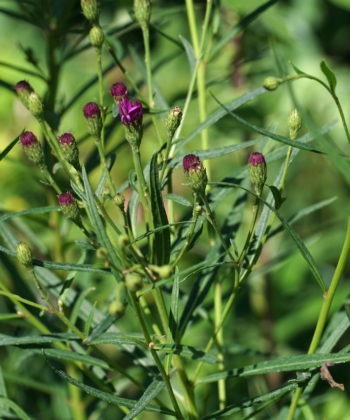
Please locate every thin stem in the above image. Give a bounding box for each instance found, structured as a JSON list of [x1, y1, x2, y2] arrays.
[[130, 293, 184, 419], [214, 281, 226, 409], [238, 196, 260, 267], [40, 167, 61, 194], [287, 217, 350, 420]]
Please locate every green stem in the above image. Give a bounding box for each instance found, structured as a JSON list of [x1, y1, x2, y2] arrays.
[[40, 167, 61, 194], [214, 281, 226, 409], [238, 196, 260, 266], [130, 293, 184, 420], [287, 217, 350, 420]]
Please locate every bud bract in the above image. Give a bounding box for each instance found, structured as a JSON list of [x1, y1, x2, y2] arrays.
[[89, 25, 104, 48], [183, 154, 207, 195], [19, 131, 45, 168], [166, 106, 182, 138], [263, 77, 281, 91], [288, 108, 302, 140], [16, 242, 33, 269], [81, 0, 99, 23], [27, 91, 44, 120], [248, 152, 267, 195], [134, 0, 151, 29]]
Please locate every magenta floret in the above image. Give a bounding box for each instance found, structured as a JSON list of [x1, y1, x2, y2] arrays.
[[248, 152, 265, 166], [110, 82, 128, 99], [83, 102, 100, 118], [118, 97, 143, 126], [57, 192, 74, 206], [183, 154, 202, 173], [19, 131, 38, 147], [58, 133, 75, 145]]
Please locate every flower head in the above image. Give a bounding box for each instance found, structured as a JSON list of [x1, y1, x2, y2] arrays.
[[58, 192, 75, 206], [183, 154, 207, 194], [83, 102, 100, 119], [110, 82, 128, 100], [183, 154, 203, 173], [19, 131, 38, 147], [58, 192, 80, 221], [58, 133, 80, 168], [248, 152, 267, 195], [58, 133, 75, 145], [118, 97, 143, 126]]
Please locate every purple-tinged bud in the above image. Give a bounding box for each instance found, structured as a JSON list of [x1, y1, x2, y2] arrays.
[[134, 0, 151, 29], [248, 152, 267, 195], [110, 82, 128, 100], [118, 97, 143, 147], [19, 131, 45, 168], [288, 108, 302, 140], [89, 25, 104, 49], [83, 102, 102, 138], [58, 192, 80, 221], [58, 133, 80, 168], [15, 80, 33, 106], [183, 154, 207, 195], [81, 0, 99, 23], [166, 106, 182, 138]]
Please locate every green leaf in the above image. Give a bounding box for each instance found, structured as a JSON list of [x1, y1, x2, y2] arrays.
[[0, 333, 77, 347], [49, 363, 174, 416], [42, 349, 109, 369], [169, 269, 180, 342], [33, 260, 110, 275], [0, 206, 59, 224], [203, 383, 298, 419], [179, 87, 267, 148], [290, 62, 308, 75], [150, 153, 171, 265], [164, 194, 192, 207], [154, 344, 218, 364], [0, 136, 19, 162], [82, 167, 122, 271], [179, 35, 196, 74], [320, 60, 337, 91], [122, 379, 165, 420], [0, 367, 10, 417], [0, 397, 32, 420], [268, 185, 285, 209], [197, 352, 350, 384], [89, 332, 146, 349]]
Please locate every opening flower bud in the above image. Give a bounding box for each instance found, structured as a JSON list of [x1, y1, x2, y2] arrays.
[[183, 154, 207, 195], [16, 242, 33, 269], [81, 0, 99, 23], [263, 77, 281, 91], [15, 80, 33, 106], [118, 97, 143, 147], [19, 131, 45, 168], [125, 272, 143, 292], [58, 132, 80, 168], [288, 108, 302, 140], [83, 102, 102, 138], [110, 82, 128, 100], [89, 25, 104, 49], [248, 152, 267, 195], [58, 192, 80, 221], [166, 106, 182, 138]]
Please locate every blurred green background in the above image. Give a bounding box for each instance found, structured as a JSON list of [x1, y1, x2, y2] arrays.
[[1, 0, 350, 418]]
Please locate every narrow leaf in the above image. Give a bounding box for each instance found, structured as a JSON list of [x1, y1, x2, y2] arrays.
[[0, 136, 19, 162], [150, 153, 170, 265], [179, 35, 196, 74], [42, 349, 109, 369], [268, 185, 285, 209], [290, 62, 307, 75], [164, 194, 192, 207], [320, 60, 337, 91], [0, 397, 31, 420], [154, 344, 218, 364]]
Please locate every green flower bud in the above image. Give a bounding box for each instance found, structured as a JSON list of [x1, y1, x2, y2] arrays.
[[81, 0, 99, 23], [16, 242, 33, 269], [89, 25, 104, 49], [113, 193, 125, 209], [149, 264, 173, 279], [134, 0, 151, 29], [263, 77, 281, 91], [117, 234, 130, 248], [109, 300, 126, 317], [288, 108, 302, 140], [166, 106, 182, 139], [183, 154, 208, 195], [248, 152, 267, 195], [109, 282, 127, 316], [125, 272, 143, 292], [27, 91, 44, 120]]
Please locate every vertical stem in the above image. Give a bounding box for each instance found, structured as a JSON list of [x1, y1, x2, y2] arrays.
[[215, 281, 226, 409], [287, 217, 350, 420], [66, 365, 87, 420]]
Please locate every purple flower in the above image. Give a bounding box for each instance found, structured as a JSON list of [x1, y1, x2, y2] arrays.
[[19, 131, 38, 147], [110, 82, 128, 99], [183, 154, 203, 173], [15, 80, 32, 93], [57, 192, 75, 206], [248, 152, 265, 166], [118, 97, 143, 126], [83, 102, 100, 119], [58, 133, 75, 145]]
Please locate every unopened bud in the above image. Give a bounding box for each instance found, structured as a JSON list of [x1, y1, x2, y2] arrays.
[[263, 77, 281, 91], [117, 234, 130, 247], [113, 193, 125, 209], [16, 242, 33, 269], [89, 25, 104, 49], [27, 91, 44, 119], [83, 102, 102, 138], [96, 247, 108, 260], [19, 131, 45, 168], [81, 0, 99, 23], [109, 300, 126, 317], [58, 192, 80, 221], [15, 80, 33, 107], [288, 109, 302, 140], [166, 106, 182, 138], [248, 152, 267, 195], [125, 272, 143, 292], [134, 0, 151, 29], [110, 82, 128, 101], [58, 133, 80, 168], [149, 264, 173, 279], [183, 154, 207, 195]]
